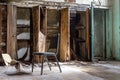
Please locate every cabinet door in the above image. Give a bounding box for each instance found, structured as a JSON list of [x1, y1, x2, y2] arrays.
[[60, 8, 70, 61], [7, 5, 17, 59], [32, 6, 47, 62]]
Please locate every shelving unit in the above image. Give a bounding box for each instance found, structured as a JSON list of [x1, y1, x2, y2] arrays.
[[16, 7, 31, 61], [74, 10, 90, 61]]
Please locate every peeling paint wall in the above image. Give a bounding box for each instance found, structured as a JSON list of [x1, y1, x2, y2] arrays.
[[112, 0, 120, 60]]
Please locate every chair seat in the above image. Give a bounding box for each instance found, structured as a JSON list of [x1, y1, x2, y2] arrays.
[[33, 52, 56, 56]]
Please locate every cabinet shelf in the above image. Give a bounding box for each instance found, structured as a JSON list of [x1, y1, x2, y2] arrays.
[[17, 32, 30, 40], [17, 24, 30, 28]]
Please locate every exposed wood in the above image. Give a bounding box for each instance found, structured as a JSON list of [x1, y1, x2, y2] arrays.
[[60, 8, 70, 61], [32, 6, 47, 62], [40, 7, 47, 51], [86, 8, 90, 60], [7, 5, 17, 59], [32, 6, 41, 62]]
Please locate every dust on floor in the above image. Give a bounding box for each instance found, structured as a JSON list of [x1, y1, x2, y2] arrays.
[[0, 61, 120, 80]]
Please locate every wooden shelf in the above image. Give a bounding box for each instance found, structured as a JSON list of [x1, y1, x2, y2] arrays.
[[17, 24, 30, 28]]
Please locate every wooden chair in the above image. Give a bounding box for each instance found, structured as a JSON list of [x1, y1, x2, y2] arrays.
[[32, 33, 62, 75]]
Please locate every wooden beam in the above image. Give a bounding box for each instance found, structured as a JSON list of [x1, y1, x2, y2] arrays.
[[86, 8, 90, 60], [7, 5, 17, 59], [60, 8, 70, 61]]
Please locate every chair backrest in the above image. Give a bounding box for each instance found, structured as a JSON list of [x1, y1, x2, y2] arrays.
[[2, 54, 12, 66], [48, 33, 60, 55]]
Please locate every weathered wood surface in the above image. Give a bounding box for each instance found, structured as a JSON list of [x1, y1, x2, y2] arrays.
[[32, 6, 47, 62], [7, 5, 17, 59], [86, 8, 90, 60], [75, 9, 90, 61], [0, 6, 2, 53], [60, 8, 70, 61]]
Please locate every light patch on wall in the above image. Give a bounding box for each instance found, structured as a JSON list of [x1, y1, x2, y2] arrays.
[[76, 0, 92, 4], [44, 0, 64, 2], [76, 0, 109, 6]]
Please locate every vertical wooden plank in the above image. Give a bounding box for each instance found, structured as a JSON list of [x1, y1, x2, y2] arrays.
[[60, 8, 70, 61], [7, 5, 17, 59], [40, 7, 47, 52], [32, 6, 47, 62], [41, 7, 47, 36], [86, 8, 90, 60], [32, 6, 41, 62], [0, 6, 2, 53]]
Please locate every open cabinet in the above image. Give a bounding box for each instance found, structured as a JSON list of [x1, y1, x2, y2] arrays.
[[7, 5, 47, 62], [7, 5, 32, 61], [16, 7, 31, 61], [71, 8, 90, 61]]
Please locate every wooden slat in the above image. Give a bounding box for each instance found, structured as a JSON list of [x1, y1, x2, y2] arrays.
[[7, 5, 17, 59], [60, 8, 70, 61], [0, 6, 2, 53]]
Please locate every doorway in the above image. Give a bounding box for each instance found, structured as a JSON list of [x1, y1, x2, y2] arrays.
[[70, 8, 90, 61], [94, 8, 109, 60]]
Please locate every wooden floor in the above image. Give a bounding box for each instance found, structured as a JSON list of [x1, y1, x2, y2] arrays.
[[0, 61, 120, 80]]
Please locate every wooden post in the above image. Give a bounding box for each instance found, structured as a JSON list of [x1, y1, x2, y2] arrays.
[[60, 8, 70, 61], [7, 5, 17, 59]]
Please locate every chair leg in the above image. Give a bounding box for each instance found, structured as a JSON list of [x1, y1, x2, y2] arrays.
[[45, 56, 51, 71], [32, 55, 34, 72], [41, 55, 45, 75], [54, 55, 62, 73]]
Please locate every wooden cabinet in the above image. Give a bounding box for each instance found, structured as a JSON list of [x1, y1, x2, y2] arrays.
[[16, 7, 31, 61], [74, 9, 90, 61]]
